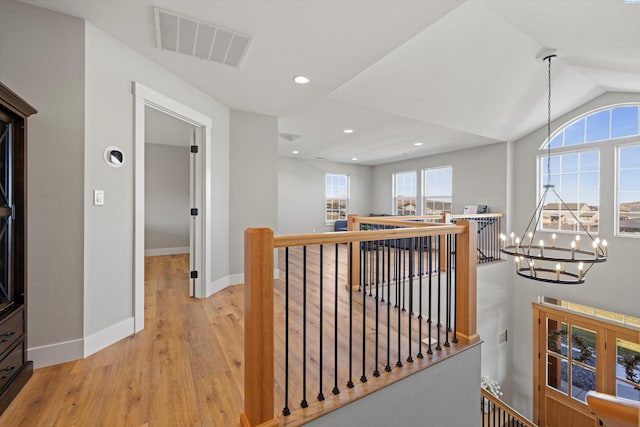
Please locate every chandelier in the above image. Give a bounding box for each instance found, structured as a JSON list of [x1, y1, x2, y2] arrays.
[[499, 51, 607, 284]]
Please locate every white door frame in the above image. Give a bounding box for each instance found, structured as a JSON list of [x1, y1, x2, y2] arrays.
[[133, 82, 212, 332]]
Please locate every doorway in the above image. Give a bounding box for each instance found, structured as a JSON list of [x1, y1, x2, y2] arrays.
[[133, 82, 213, 332]]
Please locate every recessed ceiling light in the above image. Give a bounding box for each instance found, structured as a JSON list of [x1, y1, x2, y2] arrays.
[[293, 75, 310, 85], [413, 141, 424, 146], [343, 129, 354, 134], [352, 157, 358, 161], [292, 150, 299, 154]]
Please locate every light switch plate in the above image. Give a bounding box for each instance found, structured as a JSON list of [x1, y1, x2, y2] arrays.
[[94, 190, 104, 206]]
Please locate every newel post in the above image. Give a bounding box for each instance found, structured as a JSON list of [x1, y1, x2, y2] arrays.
[[440, 213, 451, 272], [347, 214, 360, 290], [240, 228, 278, 427], [455, 220, 480, 344]]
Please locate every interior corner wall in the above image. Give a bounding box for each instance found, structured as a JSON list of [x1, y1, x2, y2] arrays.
[[83, 22, 230, 337], [0, 0, 85, 356], [229, 110, 278, 277], [509, 92, 640, 418], [144, 144, 190, 251], [277, 158, 373, 235], [370, 142, 508, 215]]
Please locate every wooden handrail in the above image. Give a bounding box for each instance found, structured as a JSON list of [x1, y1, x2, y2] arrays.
[[451, 213, 504, 219], [481, 389, 537, 427], [586, 391, 640, 427]]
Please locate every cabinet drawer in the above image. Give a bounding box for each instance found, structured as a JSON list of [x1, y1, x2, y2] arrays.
[[0, 341, 23, 392], [0, 308, 23, 357]]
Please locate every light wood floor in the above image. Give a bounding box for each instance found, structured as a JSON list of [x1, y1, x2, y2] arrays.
[[0, 250, 473, 427]]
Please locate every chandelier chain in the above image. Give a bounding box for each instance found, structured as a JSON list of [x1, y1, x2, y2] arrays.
[[546, 56, 552, 185]]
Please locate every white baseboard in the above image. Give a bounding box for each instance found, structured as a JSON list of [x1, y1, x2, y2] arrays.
[[84, 317, 135, 358], [206, 269, 280, 298], [28, 338, 84, 369], [144, 246, 189, 256]]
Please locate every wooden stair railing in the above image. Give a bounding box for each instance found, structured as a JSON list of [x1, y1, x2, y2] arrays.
[[241, 219, 479, 427], [586, 391, 640, 427], [481, 389, 537, 427]]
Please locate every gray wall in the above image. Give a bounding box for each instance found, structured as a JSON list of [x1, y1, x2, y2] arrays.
[[509, 92, 640, 417], [371, 142, 508, 215], [0, 0, 86, 349], [307, 344, 481, 427], [83, 21, 230, 337], [144, 144, 189, 251], [278, 158, 373, 235], [229, 110, 278, 276]]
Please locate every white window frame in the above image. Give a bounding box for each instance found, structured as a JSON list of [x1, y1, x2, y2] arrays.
[[393, 170, 417, 215], [616, 142, 640, 238], [422, 166, 452, 215], [325, 173, 349, 223]]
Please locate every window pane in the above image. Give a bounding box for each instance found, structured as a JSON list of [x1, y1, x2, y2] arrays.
[[547, 354, 568, 395], [571, 363, 596, 403], [620, 146, 640, 169], [548, 320, 568, 356], [571, 326, 596, 368], [617, 339, 640, 386], [549, 132, 563, 148], [564, 119, 585, 146], [586, 110, 610, 142], [617, 379, 640, 402], [580, 151, 599, 172], [612, 106, 639, 139], [561, 174, 579, 193], [621, 170, 640, 192], [562, 153, 579, 173], [581, 172, 598, 192]]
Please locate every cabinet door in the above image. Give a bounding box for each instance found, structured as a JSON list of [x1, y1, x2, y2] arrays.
[[0, 113, 13, 312]]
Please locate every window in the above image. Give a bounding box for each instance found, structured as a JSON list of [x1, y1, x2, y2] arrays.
[[393, 171, 416, 215], [325, 174, 349, 222], [422, 166, 452, 215], [540, 151, 599, 233], [617, 144, 640, 236], [541, 104, 640, 235]]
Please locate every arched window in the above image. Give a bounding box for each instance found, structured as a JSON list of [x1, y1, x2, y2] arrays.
[[540, 104, 640, 235]]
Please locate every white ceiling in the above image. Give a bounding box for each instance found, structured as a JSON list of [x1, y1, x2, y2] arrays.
[[20, 0, 640, 165]]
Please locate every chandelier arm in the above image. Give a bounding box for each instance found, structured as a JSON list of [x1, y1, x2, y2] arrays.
[[521, 186, 551, 251]]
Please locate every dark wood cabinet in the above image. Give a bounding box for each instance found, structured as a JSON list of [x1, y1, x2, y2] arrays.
[[0, 82, 36, 414]]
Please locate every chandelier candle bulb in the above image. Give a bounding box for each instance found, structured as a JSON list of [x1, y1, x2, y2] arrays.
[[529, 261, 535, 276], [571, 241, 576, 259], [539, 240, 545, 257], [515, 237, 521, 252], [593, 241, 598, 258], [528, 232, 533, 245], [575, 235, 581, 250], [551, 233, 557, 248], [500, 234, 506, 250], [602, 240, 608, 256], [578, 262, 584, 281], [555, 263, 561, 281], [510, 232, 515, 246]]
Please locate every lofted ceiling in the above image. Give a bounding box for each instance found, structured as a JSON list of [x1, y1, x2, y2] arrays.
[[20, 0, 640, 165]]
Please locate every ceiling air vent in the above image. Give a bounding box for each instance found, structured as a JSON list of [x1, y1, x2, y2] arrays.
[[154, 7, 252, 68]]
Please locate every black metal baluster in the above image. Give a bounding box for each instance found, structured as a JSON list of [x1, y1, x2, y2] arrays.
[[436, 235, 442, 351], [427, 236, 433, 355], [444, 235, 451, 348], [396, 242, 403, 368], [332, 244, 340, 395], [301, 246, 308, 408], [283, 248, 290, 416], [385, 239, 392, 373], [373, 237, 380, 377], [417, 236, 424, 359], [361, 239, 368, 384], [369, 239, 374, 297], [347, 242, 354, 389], [401, 243, 406, 312], [407, 237, 414, 363], [318, 245, 325, 401], [481, 395, 485, 427], [452, 234, 458, 344], [381, 237, 385, 302]]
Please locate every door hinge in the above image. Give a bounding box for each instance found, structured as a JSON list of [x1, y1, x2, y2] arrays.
[[190, 270, 198, 279], [191, 208, 198, 216], [190, 145, 198, 153]]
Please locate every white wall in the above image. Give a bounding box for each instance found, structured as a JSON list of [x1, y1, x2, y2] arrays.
[[144, 143, 189, 252], [278, 158, 373, 235], [83, 22, 230, 339], [0, 0, 86, 352], [509, 92, 640, 418], [229, 110, 278, 277], [371, 142, 508, 215]]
